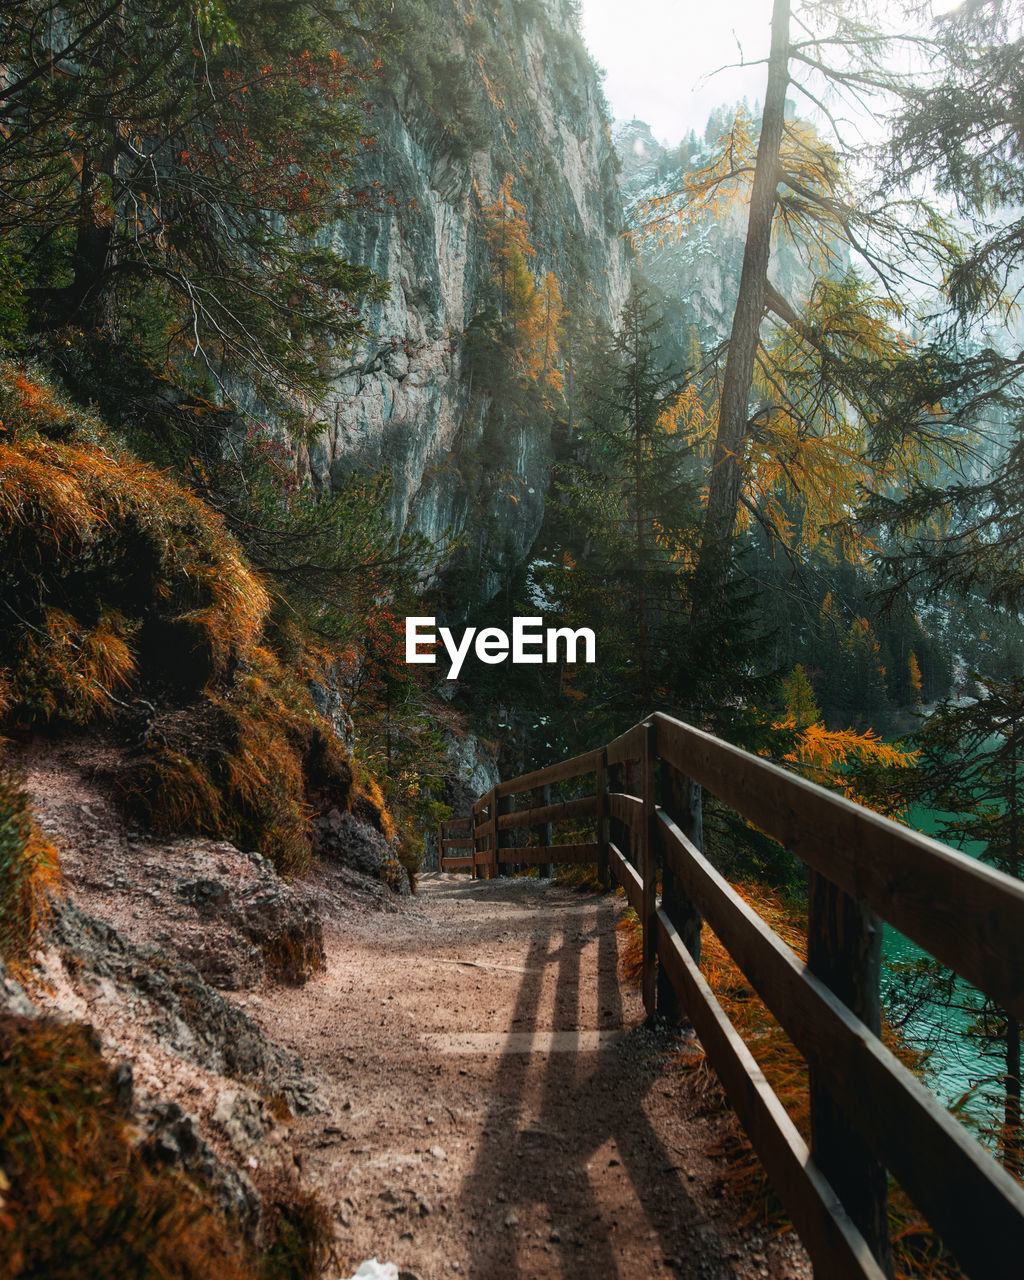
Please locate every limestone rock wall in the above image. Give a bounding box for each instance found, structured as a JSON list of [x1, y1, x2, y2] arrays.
[[305, 0, 630, 567]]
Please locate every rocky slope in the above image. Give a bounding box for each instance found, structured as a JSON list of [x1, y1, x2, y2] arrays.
[[1, 734, 414, 1260], [304, 0, 630, 569]]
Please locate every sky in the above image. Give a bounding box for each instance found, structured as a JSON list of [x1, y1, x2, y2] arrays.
[[579, 0, 773, 146], [577, 1, 962, 148]]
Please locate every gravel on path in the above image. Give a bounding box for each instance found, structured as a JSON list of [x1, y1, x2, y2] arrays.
[[257, 872, 812, 1280]]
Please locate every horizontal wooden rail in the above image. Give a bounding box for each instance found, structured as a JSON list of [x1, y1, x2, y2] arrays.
[[608, 791, 643, 830], [609, 841, 643, 915], [456, 713, 1024, 1279], [497, 793, 597, 831], [655, 714, 1024, 1020], [494, 748, 601, 797], [507, 843, 597, 866], [605, 723, 645, 766]]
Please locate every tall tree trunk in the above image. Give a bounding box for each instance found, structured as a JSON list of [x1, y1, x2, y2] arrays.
[[632, 334, 650, 708], [694, 0, 791, 579]]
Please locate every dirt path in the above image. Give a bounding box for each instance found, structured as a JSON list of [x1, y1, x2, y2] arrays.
[[254, 872, 812, 1280], [13, 736, 810, 1279]]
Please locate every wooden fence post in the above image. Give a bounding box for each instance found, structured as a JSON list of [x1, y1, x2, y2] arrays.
[[657, 762, 704, 1021], [535, 782, 554, 879], [596, 749, 610, 890], [475, 790, 496, 880], [641, 720, 657, 1018], [485, 789, 497, 879], [607, 757, 622, 867], [807, 870, 894, 1279], [661, 764, 703, 964], [471, 806, 482, 880], [496, 792, 512, 877]]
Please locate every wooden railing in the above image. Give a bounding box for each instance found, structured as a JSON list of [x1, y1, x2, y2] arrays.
[[437, 815, 474, 870], [441, 712, 1024, 1280]]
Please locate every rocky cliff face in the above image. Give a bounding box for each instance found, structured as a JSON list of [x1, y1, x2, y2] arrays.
[[613, 113, 834, 368], [305, 0, 629, 569]]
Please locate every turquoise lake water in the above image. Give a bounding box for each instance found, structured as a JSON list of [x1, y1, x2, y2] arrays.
[[881, 803, 1000, 1128]]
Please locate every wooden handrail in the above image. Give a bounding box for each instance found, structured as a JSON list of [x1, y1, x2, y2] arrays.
[[447, 712, 1024, 1280], [496, 793, 596, 831], [437, 816, 474, 871], [493, 747, 601, 797], [655, 714, 1024, 1017]]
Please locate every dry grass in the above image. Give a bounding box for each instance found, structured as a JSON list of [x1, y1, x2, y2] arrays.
[[115, 666, 351, 877], [0, 362, 396, 875], [0, 367, 269, 720], [555, 860, 607, 891], [0, 1012, 334, 1280], [0, 1012, 256, 1279], [0, 760, 59, 964], [618, 881, 966, 1279]]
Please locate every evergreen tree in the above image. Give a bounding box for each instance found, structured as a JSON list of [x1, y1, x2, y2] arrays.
[[869, 0, 1024, 612], [903, 679, 1024, 1173], [0, 0, 389, 434], [609, 285, 693, 706], [782, 663, 820, 728], [525, 282, 768, 758]]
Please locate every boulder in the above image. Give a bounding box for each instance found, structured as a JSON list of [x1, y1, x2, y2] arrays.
[[313, 809, 411, 897]]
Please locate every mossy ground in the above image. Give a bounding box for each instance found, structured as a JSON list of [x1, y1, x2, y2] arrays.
[[0, 361, 395, 878], [0, 1013, 333, 1280]]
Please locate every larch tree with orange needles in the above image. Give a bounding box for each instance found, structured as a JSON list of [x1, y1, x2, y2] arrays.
[[537, 270, 565, 402], [633, 0, 970, 600], [475, 176, 571, 408], [479, 175, 536, 321]]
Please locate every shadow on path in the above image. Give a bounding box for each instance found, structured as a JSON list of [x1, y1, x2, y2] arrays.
[[456, 896, 734, 1279]]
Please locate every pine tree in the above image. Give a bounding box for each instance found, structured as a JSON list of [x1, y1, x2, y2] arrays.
[[479, 175, 536, 320], [0, 0, 390, 431], [530, 281, 767, 754], [868, 1, 1024, 612], [782, 664, 820, 728], [611, 286, 689, 705]]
